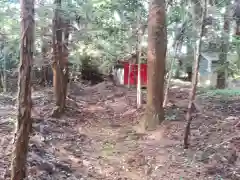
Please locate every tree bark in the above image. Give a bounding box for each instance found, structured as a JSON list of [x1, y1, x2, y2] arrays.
[[143, 0, 166, 130], [62, 20, 70, 103], [216, 2, 231, 89], [52, 0, 69, 117], [183, 0, 206, 149], [10, 0, 34, 179]]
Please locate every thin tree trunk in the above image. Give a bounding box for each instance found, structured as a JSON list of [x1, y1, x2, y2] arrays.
[[216, 2, 231, 89], [163, 44, 178, 107], [136, 23, 147, 109], [52, 0, 68, 117], [129, 19, 139, 89], [143, 0, 166, 130], [10, 0, 34, 179], [183, 0, 206, 149], [62, 20, 70, 104], [137, 56, 142, 108], [136, 11, 142, 108]]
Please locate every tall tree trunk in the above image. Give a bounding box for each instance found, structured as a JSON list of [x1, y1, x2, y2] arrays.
[[216, 3, 231, 89], [143, 0, 166, 130], [62, 20, 70, 102], [136, 49, 142, 108], [183, 0, 206, 149], [52, 0, 69, 117], [185, 0, 201, 81], [10, 0, 34, 179], [136, 11, 143, 108]]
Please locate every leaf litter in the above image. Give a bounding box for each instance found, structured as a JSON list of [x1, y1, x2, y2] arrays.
[[0, 81, 239, 180]]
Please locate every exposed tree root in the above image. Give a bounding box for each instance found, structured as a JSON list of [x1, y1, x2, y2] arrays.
[[141, 110, 164, 131], [51, 106, 64, 118]]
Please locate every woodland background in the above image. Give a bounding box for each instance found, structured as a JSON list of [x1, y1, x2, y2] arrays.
[[0, 0, 240, 180]]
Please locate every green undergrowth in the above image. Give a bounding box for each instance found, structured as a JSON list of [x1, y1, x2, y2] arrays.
[[101, 140, 117, 157], [165, 108, 179, 121], [198, 87, 240, 98]]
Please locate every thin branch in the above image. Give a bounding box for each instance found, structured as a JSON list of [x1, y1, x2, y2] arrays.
[[183, 0, 207, 149]]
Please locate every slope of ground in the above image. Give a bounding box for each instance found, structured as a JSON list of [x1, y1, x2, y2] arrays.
[[0, 81, 239, 180]]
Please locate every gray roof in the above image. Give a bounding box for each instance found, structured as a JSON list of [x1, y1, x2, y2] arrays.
[[201, 52, 219, 62]]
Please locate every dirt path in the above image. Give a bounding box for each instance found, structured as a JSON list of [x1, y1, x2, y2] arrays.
[[0, 82, 239, 180]]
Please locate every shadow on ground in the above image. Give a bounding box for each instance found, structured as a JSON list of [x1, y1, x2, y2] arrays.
[[0, 81, 239, 180]]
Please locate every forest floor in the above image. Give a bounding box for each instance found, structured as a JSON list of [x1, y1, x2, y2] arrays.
[[0, 80, 239, 180]]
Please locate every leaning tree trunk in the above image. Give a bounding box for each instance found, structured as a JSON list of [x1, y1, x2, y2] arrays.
[[10, 0, 34, 179], [183, 0, 206, 149], [52, 0, 68, 117], [143, 0, 166, 130], [216, 2, 231, 89]]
